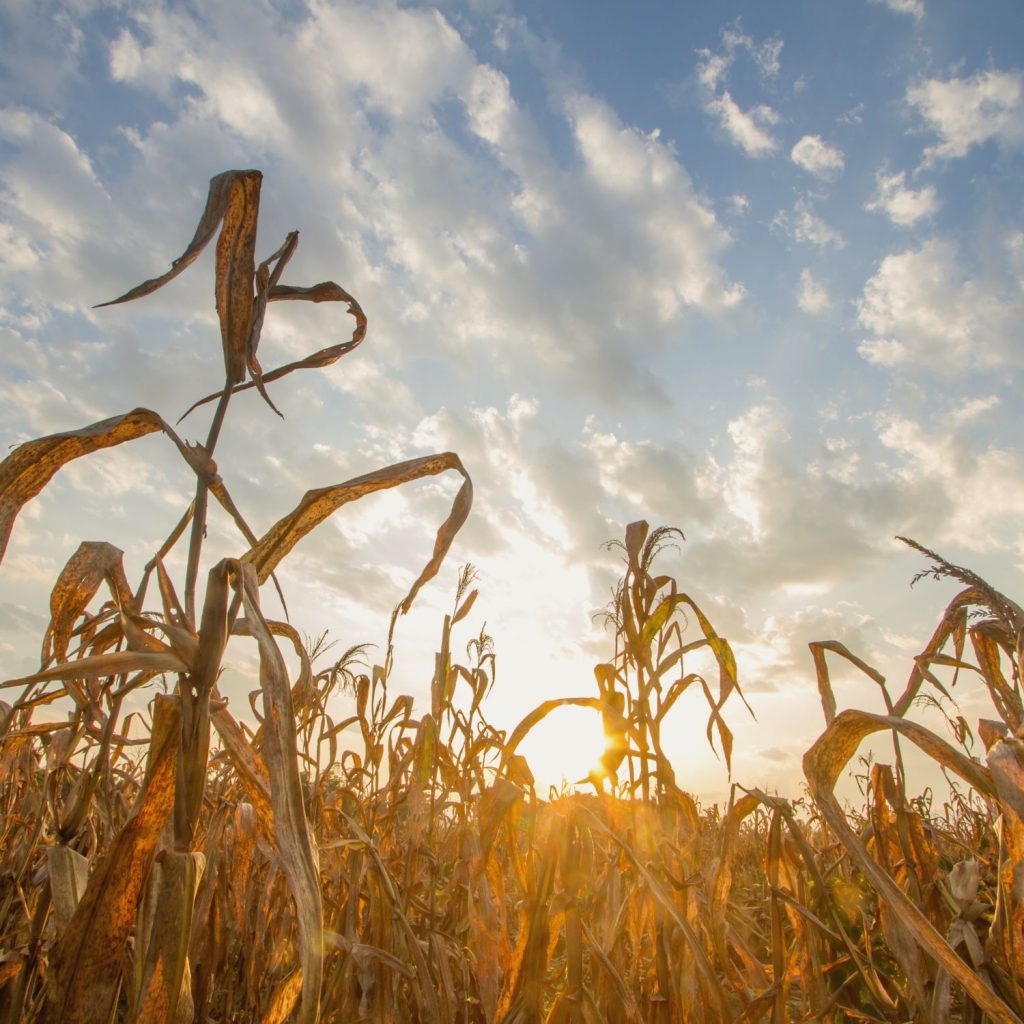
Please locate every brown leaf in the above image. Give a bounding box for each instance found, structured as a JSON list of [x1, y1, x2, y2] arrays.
[[241, 452, 472, 615], [96, 171, 256, 310], [178, 281, 367, 421], [44, 694, 181, 1024], [804, 708, 1021, 1024], [42, 542, 135, 666], [96, 168, 263, 385], [210, 698, 275, 839], [987, 738, 1024, 989], [245, 231, 299, 417], [3, 650, 189, 690], [215, 171, 262, 384], [0, 407, 233, 571], [235, 563, 322, 1024], [135, 851, 205, 1024], [0, 409, 164, 564]]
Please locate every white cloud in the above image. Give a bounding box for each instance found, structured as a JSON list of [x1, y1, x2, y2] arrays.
[[696, 24, 783, 158], [791, 135, 844, 179], [865, 169, 939, 226], [797, 268, 831, 313], [706, 92, 780, 156], [870, 0, 925, 20], [908, 69, 1024, 163], [729, 193, 750, 214], [0, 108, 111, 244], [857, 239, 1024, 369], [720, 23, 784, 79], [877, 410, 1024, 551], [0, 1, 745, 418], [773, 197, 844, 249]]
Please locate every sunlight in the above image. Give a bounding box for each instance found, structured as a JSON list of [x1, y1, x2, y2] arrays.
[[515, 705, 608, 792]]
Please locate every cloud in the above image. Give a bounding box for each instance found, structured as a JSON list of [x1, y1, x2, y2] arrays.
[[705, 92, 780, 156], [0, 0, 745, 422], [791, 135, 844, 179], [877, 408, 1024, 552], [720, 23, 784, 79], [908, 68, 1024, 163], [797, 268, 831, 313], [870, 0, 925, 20], [696, 23, 783, 157], [857, 238, 1024, 369], [773, 197, 844, 249], [865, 169, 939, 226], [683, 402, 940, 594]]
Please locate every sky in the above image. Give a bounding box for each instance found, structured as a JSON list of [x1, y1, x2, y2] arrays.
[[1, 0, 1022, 802]]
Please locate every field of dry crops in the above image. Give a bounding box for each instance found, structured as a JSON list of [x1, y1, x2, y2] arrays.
[[1, 170, 1022, 1024]]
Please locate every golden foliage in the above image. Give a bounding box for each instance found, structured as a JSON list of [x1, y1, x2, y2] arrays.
[[1, 170, 1022, 1024]]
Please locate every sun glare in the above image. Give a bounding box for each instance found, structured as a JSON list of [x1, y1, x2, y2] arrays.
[[515, 705, 609, 792]]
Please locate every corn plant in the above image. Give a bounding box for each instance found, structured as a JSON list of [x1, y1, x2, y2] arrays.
[[0, 168, 1022, 1024], [0, 169, 471, 1024]]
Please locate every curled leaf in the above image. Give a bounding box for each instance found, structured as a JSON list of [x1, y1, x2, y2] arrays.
[[241, 452, 472, 615], [96, 170, 263, 386], [178, 281, 367, 421]]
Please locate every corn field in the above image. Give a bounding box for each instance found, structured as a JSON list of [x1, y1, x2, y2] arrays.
[[0, 170, 1022, 1024]]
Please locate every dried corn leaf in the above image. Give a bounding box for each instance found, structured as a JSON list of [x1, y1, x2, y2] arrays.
[[3, 650, 188, 690], [96, 171, 256, 309], [241, 452, 472, 615], [96, 170, 263, 385], [47, 845, 89, 934], [135, 851, 205, 1024], [0, 407, 235, 572], [0, 409, 164, 563], [214, 172, 261, 383], [44, 694, 180, 1024], [987, 738, 1024, 991], [210, 698, 274, 838], [804, 708, 1021, 1024], [179, 280, 367, 420], [809, 640, 887, 725], [235, 563, 322, 1024], [501, 697, 604, 769], [42, 542, 134, 666]]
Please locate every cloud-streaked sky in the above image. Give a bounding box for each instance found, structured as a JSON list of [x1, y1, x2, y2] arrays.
[[2, 0, 1022, 800]]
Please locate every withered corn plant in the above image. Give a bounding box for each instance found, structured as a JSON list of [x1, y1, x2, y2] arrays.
[[0, 169, 472, 1024], [1, 167, 1023, 1024]]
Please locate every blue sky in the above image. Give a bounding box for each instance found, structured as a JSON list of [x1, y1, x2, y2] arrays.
[[1, 0, 1022, 798]]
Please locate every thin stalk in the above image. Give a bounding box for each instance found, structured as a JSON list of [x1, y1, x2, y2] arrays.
[[184, 382, 233, 625]]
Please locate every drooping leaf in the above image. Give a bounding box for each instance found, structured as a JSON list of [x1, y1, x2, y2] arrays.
[[234, 563, 322, 1024], [42, 542, 134, 667], [0, 408, 242, 571], [500, 697, 604, 770], [214, 172, 262, 384], [3, 650, 189, 689], [809, 640, 887, 726], [179, 280, 367, 421], [241, 452, 472, 615], [96, 171, 256, 309], [0, 409, 162, 564], [96, 170, 263, 386], [803, 708, 1020, 1024]]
